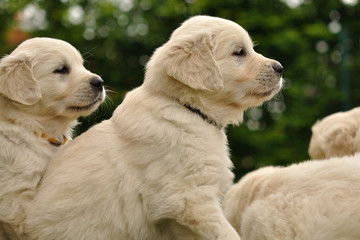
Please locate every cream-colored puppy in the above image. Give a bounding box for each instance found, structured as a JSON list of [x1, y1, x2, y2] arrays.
[[309, 107, 360, 159], [0, 37, 105, 239], [222, 155, 360, 240], [25, 16, 283, 240]]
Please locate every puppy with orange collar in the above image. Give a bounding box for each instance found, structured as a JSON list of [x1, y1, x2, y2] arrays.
[[0, 37, 105, 239]]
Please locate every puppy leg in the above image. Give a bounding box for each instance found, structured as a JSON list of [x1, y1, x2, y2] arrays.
[[0, 225, 8, 240], [175, 202, 240, 240]]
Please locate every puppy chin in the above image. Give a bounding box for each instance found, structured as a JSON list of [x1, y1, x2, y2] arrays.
[[266, 79, 283, 98], [243, 79, 283, 108]]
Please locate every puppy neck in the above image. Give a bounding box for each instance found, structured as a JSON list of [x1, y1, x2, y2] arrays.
[[39, 117, 76, 138], [181, 101, 223, 130], [0, 96, 74, 141]]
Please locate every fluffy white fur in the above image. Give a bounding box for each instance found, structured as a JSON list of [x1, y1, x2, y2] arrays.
[[309, 107, 360, 159], [25, 16, 283, 240], [222, 155, 360, 240], [0, 37, 105, 239]]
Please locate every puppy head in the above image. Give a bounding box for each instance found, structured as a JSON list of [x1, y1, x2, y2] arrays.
[[145, 16, 283, 126], [0, 37, 105, 119], [309, 108, 360, 159]]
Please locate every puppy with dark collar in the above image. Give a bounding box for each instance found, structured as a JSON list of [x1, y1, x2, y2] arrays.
[[26, 16, 282, 240]]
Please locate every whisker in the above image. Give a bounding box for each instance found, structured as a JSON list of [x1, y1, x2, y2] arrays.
[[82, 46, 98, 61]]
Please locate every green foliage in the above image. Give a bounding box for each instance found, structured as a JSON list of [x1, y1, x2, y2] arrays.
[[1, 0, 359, 180]]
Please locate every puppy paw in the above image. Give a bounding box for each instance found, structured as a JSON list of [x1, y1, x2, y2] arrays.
[[217, 223, 241, 240]]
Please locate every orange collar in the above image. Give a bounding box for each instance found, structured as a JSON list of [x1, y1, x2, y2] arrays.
[[41, 133, 67, 147]]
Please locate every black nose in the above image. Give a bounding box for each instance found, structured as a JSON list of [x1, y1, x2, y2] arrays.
[[90, 77, 104, 92], [272, 63, 284, 75]]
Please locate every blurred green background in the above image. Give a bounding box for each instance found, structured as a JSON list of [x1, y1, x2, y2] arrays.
[[1, 0, 359, 180]]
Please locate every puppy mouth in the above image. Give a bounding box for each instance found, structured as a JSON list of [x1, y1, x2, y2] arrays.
[[67, 94, 103, 112], [247, 78, 283, 98], [247, 86, 279, 98]]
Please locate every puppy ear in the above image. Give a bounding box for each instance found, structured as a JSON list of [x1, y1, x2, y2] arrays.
[[0, 53, 41, 105], [165, 34, 224, 91]]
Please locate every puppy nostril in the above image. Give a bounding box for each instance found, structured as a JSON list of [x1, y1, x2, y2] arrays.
[[90, 77, 104, 91], [272, 63, 284, 75]]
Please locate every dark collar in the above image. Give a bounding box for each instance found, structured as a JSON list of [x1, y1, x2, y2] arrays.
[[183, 103, 222, 130]]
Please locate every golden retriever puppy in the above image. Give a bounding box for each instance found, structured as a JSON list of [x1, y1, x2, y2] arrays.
[[222, 155, 360, 240], [25, 16, 283, 240], [0, 37, 105, 239], [309, 107, 360, 159]]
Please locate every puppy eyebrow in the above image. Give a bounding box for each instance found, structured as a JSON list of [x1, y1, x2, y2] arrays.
[[234, 43, 245, 51], [235, 40, 254, 50]]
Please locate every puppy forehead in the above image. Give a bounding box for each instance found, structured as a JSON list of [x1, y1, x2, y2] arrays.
[[13, 37, 83, 63], [172, 16, 253, 47], [219, 25, 253, 48]]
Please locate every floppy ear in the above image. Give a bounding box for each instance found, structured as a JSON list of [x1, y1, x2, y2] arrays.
[[0, 53, 41, 105], [164, 33, 224, 91]]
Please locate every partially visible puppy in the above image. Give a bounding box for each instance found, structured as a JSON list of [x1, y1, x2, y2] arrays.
[[309, 107, 360, 159], [222, 155, 360, 240], [25, 16, 283, 240], [0, 37, 105, 239]]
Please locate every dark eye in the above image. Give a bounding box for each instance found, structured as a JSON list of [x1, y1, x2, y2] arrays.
[[53, 65, 70, 74], [233, 49, 246, 57]]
